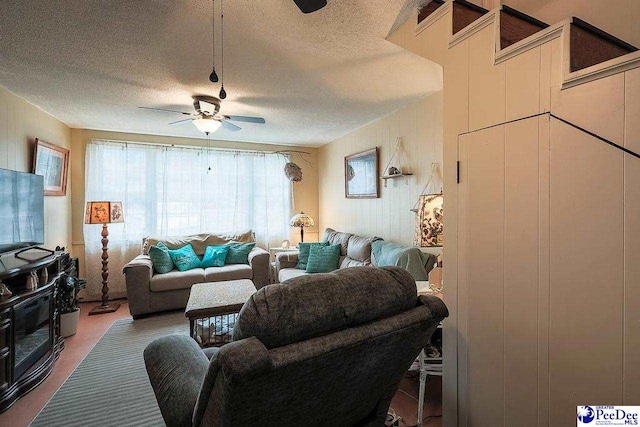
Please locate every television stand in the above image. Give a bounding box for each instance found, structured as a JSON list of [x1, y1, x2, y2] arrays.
[[14, 246, 55, 261], [0, 251, 68, 413]]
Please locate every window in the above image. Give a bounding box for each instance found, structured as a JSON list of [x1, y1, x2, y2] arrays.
[[85, 140, 292, 248]]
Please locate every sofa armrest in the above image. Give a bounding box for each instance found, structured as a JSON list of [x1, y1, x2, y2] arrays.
[[144, 335, 209, 427], [123, 255, 154, 317], [275, 251, 299, 280], [248, 247, 270, 289]]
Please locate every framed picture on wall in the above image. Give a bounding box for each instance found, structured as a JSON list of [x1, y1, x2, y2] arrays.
[[33, 138, 69, 196], [413, 193, 443, 247], [345, 148, 379, 199]]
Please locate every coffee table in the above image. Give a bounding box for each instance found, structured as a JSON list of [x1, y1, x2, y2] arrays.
[[185, 279, 256, 347]]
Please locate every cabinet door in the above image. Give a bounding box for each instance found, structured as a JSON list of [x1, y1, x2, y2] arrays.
[[0, 309, 10, 390]]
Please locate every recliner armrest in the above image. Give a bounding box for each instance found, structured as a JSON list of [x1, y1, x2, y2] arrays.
[[144, 335, 209, 427], [248, 247, 270, 289]]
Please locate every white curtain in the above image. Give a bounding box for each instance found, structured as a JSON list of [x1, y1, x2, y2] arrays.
[[83, 140, 292, 300]]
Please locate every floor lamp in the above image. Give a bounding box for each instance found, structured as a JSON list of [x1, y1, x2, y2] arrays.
[[84, 201, 124, 315]]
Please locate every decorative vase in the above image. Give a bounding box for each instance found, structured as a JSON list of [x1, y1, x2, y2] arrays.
[[60, 309, 80, 337]]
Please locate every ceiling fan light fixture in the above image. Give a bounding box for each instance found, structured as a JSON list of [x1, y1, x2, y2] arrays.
[[193, 117, 223, 133]]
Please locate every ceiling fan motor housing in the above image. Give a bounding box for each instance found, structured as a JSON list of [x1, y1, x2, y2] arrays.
[[193, 95, 221, 116]]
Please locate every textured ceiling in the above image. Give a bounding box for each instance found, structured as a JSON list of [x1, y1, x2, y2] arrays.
[[0, 0, 442, 146]]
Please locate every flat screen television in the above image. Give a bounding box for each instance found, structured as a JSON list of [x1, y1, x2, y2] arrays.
[[0, 169, 45, 254]]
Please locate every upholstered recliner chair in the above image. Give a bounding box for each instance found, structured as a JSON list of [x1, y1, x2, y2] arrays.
[[143, 266, 448, 427]]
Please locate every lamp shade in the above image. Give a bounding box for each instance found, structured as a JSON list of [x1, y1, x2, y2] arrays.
[[85, 201, 124, 224], [193, 118, 223, 134], [289, 211, 315, 228]]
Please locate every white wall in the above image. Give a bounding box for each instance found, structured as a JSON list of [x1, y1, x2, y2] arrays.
[[318, 92, 443, 251], [389, 4, 640, 426], [0, 85, 72, 251]]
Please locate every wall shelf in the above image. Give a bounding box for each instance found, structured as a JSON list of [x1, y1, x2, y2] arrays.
[[381, 173, 413, 187]]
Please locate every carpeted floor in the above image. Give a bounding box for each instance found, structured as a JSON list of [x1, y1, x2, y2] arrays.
[[32, 312, 188, 427]]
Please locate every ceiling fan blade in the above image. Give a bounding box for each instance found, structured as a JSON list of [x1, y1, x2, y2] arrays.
[[139, 106, 194, 116], [293, 0, 327, 13], [221, 121, 242, 132], [225, 115, 266, 124], [198, 100, 218, 116], [169, 118, 194, 126]]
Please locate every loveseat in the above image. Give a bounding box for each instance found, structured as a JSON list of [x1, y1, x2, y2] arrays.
[[275, 228, 379, 282], [275, 228, 437, 283], [124, 231, 269, 318]]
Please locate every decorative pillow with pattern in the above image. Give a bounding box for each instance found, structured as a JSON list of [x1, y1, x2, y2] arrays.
[[148, 242, 174, 274], [167, 244, 202, 271], [306, 244, 341, 274], [225, 242, 256, 264], [296, 241, 329, 270], [201, 245, 230, 268]]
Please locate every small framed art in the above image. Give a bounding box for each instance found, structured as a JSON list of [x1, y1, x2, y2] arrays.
[[33, 139, 69, 196]]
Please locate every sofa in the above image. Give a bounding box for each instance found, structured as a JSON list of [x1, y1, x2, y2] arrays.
[[144, 266, 449, 427], [124, 231, 270, 318], [275, 228, 380, 282], [275, 227, 437, 283]]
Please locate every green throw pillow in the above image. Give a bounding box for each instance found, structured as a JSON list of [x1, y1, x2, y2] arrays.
[[225, 242, 256, 265], [306, 244, 341, 274], [167, 244, 202, 271], [148, 242, 174, 274], [296, 241, 329, 270], [201, 245, 230, 268]]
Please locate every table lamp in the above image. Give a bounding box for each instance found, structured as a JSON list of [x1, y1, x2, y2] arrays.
[[289, 211, 314, 243], [84, 201, 124, 315]]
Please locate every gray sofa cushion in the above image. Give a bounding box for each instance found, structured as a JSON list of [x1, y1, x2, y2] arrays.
[[143, 231, 255, 256], [322, 228, 352, 256], [232, 266, 417, 349], [204, 265, 252, 282], [340, 257, 367, 268], [278, 267, 308, 282], [150, 268, 206, 292], [346, 235, 380, 264]]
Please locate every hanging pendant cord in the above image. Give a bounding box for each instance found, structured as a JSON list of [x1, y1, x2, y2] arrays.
[[412, 162, 443, 212], [221, 0, 224, 86], [211, 0, 215, 70]]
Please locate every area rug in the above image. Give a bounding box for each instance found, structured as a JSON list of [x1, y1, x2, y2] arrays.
[[32, 312, 188, 427]]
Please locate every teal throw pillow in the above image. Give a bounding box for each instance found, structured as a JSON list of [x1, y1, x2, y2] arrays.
[[306, 244, 341, 274], [148, 242, 174, 274], [201, 245, 230, 268], [296, 241, 329, 270], [225, 242, 256, 265], [167, 244, 202, 271]]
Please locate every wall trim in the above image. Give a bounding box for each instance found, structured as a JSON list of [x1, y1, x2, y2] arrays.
[[448, 9, 497, 49], [494, 20, 566, 65], [563, 50, 640, 89], [415, 1, 451, 36]]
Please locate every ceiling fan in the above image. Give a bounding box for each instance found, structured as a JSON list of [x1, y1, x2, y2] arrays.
[[140, 96, 266, 134], [293, 0, 327, 13]]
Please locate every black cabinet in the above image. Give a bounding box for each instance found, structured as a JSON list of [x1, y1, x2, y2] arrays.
[[0, 251, 66, 413]]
